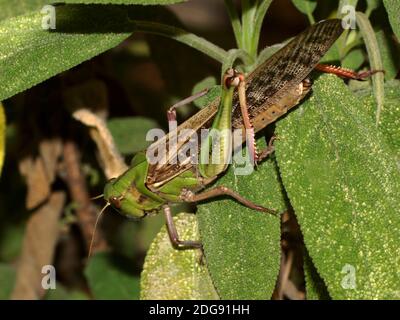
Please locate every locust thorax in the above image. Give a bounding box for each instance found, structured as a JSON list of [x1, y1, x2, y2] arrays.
[[103, 177, 147, 219]]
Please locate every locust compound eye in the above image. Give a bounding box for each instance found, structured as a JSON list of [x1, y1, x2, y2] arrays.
[[109, 196, 121, 209]]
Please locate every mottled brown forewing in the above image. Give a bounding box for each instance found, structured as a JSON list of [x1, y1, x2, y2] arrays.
[[231, 19, 343, 127], [147, 19, 343, 188]]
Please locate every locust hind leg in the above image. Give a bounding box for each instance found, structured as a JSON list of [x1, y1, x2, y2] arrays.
[[180, 186, 278, 216], [163, 205, 202, 249], [315, 64, 384, 80]]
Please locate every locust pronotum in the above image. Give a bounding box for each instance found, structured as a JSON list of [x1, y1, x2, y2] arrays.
[[92, 19, 379, 250]]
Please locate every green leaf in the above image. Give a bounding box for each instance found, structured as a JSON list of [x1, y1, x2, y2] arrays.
[[85, 252, 140, 299], [342, 48, 364, 70], [62, 0, 184, 4], [375, 29, 400, 80], [0, 5, 131, 101], [140, 213, 219, 300], [383, 0, 400, 41], [0, 4, 226, 101], [292, 0, 316, 23], [108, 117, 159, 155], [304, 251, 330, 300], [0, 103, 5, 176], [197, 153, 285, 299], [319, 41, 341, 64], [191, 77, 220, 109], [0, 263, 15, 299], [0, 0, 186, 21], [0, 0, 47, 21], [275, 74, 400, 299], [358, 80, 400, 156]]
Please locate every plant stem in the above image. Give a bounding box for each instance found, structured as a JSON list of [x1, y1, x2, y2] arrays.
[[221, 49, 254, 79], [131, 20, 227, 63], [356, 12, 385, 126], [241, 0, 257, 58], [251, 0, 273, 59], [224, 0, 243, 49], [307, 11, 315, 25]]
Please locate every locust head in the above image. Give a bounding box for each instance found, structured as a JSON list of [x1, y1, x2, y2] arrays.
[[103, 178, 146, 219]]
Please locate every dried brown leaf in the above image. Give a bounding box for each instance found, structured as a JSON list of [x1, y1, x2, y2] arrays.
[[11, 192, 65, 300], [39, 138, 63, 184], [73, 109, 127, 179], [18, 156, 51, 209]]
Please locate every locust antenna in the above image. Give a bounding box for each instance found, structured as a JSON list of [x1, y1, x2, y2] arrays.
[[90, 194, 104, 200], [88, 202, 110, 259]]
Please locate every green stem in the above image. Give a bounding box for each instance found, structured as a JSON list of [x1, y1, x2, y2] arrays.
[[251, 0, 273, 59], [224, 0, 243, 49], [221, 49, 254, 80], [356, 12, 384, 126], [306, 11, 315, 25], [131, 20, 227, 63], [241, 0, 257, 57]]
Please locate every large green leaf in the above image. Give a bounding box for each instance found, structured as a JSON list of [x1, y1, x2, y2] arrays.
[[141, 213, 219, 300], [197, 153, 285, 300], [275, 74, 400, 299], [85, 252, 140, 299], [0, 4, 226, 102], [383, 0, 400, 41], [0, 0, 185, 21], [303, 251, 330, 300], [0, 0, 47, 21], [0, 5, 132, 101], [357, 80, 400, 156], [62, 0, 185, 4], [342, 48, 364, 71]]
